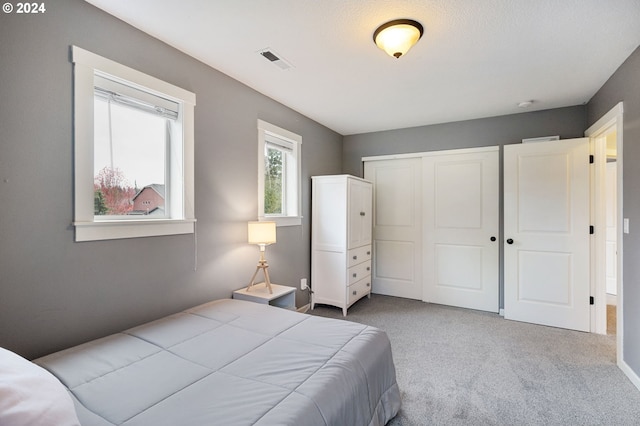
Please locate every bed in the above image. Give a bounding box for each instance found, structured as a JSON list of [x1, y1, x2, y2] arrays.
[[3, 299, 401, 425]]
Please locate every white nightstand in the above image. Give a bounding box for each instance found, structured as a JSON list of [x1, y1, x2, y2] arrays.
[[232, 282, 296, 310]]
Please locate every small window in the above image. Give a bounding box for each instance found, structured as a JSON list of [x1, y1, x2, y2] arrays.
[[258, 120, 301, 226], [72, 46, 196, 241]]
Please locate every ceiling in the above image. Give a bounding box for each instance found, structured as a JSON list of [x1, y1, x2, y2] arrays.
[[84, 0, 640, 136]]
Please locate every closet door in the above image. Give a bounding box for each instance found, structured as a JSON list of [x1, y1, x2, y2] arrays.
[[422, 148, 500, 312], [364, 158, 423, 300]]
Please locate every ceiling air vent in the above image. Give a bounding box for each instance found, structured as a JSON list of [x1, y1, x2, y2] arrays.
[[258, 48, 293, 70]]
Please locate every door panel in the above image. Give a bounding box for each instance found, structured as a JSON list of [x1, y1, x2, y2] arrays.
[[423, 148, 499, 312], [364, 158, 422, 300], [376, 240, 414, 282], [504, 138, 590, 331], [434, 161, 483, 229], [518, 251, 571, 304], [518, 154, 570, 232], [435, 244, 483, 290]]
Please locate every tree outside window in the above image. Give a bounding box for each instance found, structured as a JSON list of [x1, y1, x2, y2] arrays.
[[264, 147, 284, 215], [94, 166, 136, 215]]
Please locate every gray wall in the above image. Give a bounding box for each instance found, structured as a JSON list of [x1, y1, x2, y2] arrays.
[[343, 106, 586, 176], [343, 106, 587, 308], [587, 45, 640, 378], [0, 0, 342, 359]]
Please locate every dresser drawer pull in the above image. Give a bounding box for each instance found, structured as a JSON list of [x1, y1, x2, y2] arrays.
[[352, 273, 357, 278], [367, 251, 371, 255], [352, 290, 357, 295], [360, 212, 366, 216], [366, 267, 370, 271], [353, 255, 357, 260], [366, 282, 370, 287]]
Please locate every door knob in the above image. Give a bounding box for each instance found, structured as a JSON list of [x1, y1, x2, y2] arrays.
[[490, 236, 496, 242], [506, 238, 514, 245]]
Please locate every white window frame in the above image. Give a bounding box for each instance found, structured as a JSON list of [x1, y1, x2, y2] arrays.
[[257, 120, 302, 226], [72, 46, 196, 242]]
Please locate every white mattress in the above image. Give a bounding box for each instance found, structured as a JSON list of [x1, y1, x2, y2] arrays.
[[35, 299, 401, 425]]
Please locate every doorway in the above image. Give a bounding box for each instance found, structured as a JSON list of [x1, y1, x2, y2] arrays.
[[585, 102, 623, 364], [605, 133, 617, 335]]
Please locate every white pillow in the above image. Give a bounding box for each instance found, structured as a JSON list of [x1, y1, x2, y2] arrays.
[[0, 347, 80, 426]]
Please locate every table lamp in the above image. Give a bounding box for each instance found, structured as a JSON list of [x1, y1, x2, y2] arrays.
[[246, 221, 276, 293]]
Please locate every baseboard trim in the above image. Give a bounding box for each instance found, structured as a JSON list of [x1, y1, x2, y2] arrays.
[[619, 359, 640, 392], [297, 304, 310, 314]]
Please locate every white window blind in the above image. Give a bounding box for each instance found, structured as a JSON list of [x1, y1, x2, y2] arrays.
[[265, 133, 294, 152], [94, 75, 179, 120]]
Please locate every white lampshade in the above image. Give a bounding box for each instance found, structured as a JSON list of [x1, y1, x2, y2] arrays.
[[373, 19, 424, 59], [248, 221, 276, 245]]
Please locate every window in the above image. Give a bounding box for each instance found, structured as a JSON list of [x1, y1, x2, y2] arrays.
[[72, 46, 196, 241], [257, 120, 301, 226]]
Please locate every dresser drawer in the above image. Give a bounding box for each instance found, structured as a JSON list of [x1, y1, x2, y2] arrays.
[[348, 277, 371, 305], [348, 260, 371, 285], [348, 245, 372, 268]]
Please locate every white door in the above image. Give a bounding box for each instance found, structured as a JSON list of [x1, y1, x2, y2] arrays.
[[504, 138, 591, 331], [364, 158, 422, 299], [422, 148, 499, 312], [605, 161, 617, 295], [348, 179, 373, 249]]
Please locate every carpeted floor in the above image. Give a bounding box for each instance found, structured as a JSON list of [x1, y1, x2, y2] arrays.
[[310, 294, 640, 426]]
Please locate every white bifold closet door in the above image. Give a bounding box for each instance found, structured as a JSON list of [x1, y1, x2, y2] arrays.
[[422, 147, 500, 313]]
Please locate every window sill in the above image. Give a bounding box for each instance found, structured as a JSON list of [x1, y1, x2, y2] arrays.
[[74, 219, 196, 242], [260, 216, 302, 227]]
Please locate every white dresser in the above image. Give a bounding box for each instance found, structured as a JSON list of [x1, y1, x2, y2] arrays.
[[311, 175, 373, 315]]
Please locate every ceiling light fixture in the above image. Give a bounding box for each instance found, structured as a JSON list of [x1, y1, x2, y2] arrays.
[[373, 19, 424, 59]]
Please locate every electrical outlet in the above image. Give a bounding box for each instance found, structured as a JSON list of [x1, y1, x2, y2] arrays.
[[300, 278, 308, 290]]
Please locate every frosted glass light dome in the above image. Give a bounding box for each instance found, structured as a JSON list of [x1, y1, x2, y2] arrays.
[[373, 19, 424, 59]]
